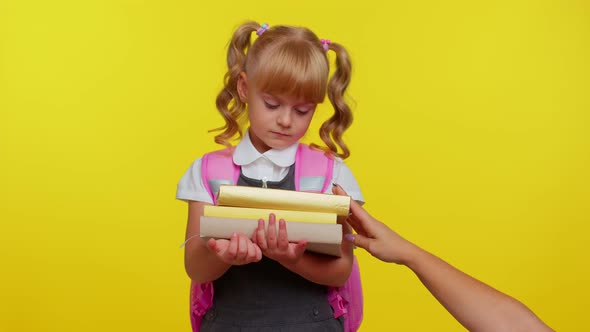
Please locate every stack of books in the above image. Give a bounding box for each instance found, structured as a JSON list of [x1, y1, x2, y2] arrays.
[[200, 185, 351, 257]]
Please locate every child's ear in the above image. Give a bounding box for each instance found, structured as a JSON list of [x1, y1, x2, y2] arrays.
[[237, 72, 248, 103]]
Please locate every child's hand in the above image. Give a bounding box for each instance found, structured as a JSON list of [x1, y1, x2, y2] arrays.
[[254, 213, 307, 265], [206, 232, 262, 266]]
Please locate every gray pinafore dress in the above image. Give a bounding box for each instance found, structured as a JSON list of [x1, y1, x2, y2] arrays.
[[200, 166, 344, 332]]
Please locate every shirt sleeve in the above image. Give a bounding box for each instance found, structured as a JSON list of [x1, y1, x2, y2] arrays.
[[325, 158, 365, 204], [176, 158, 214, 204]]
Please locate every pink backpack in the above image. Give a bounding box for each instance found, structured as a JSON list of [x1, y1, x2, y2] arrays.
[[190, 143, 363, 331]]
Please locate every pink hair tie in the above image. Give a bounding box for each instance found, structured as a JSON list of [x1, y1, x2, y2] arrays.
[[257, 23, 269, 36], [320, 39, 331, 52]]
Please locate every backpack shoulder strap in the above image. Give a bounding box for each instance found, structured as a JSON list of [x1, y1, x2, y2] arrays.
[[191, 148, 238, 332], [294, 144, 334, 193], [201, 148, 239, 205], [296, 145, 364, 331]]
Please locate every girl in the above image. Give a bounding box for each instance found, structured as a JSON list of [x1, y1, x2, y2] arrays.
[[177, 21, 364, 331]]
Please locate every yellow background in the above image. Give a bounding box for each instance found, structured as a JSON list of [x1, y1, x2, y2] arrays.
[[1, 0, 588, 331]]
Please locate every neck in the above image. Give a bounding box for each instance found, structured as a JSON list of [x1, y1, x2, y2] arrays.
[[248, 128, 271, 153]]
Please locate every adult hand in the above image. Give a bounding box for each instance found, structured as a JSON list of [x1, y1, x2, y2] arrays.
[[333, 185, 415, 264]]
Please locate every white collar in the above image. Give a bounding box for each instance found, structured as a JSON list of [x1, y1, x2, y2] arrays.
[[233, 130, 299, 167]]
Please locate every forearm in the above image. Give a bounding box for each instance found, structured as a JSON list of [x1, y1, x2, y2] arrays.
[[281, 244, 354, 287], [185, 240, 231, 283], [406, 246, 553, 332], [184, 201, 231, 283]]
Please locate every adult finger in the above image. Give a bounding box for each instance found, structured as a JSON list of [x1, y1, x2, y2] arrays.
[[348, 199, 377, 235], [349, 199, 372, 223], [345, 233, 372, 253], [332, 184, 371, 235], [331, 184, 348, 196], [346, 214, 367, 237]]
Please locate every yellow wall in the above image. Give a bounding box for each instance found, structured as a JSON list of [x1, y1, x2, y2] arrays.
[[1, 0, 588, 331]]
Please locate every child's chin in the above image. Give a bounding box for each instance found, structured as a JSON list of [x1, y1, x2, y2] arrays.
[[267, 142, 294, 150], [264, 138, 297, 149]]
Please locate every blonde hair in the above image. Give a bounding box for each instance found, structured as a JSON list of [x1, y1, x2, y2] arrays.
[[212, 21, 353, 159]]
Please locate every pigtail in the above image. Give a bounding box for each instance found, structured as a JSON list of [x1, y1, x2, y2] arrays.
[[210, 21, 261, 148], [314, 42, 353, 159]]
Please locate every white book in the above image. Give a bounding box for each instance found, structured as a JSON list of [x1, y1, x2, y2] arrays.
[[200, 216, 343, 257]]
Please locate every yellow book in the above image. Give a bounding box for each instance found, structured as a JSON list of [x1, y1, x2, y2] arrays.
[[203, 205, 337, 224], [217, 185, 351, 217], [200, 216, 343, 257]]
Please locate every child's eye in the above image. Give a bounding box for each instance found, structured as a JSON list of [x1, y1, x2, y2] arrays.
[[295, 109, 310, 115], [264, 101, 279, 109]]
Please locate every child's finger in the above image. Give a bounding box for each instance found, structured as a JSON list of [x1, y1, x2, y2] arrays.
[[252, 219, 263, 239], [267, 213, 277, 250], [277, 219, 289, 250], [255, 219, 268, 250], [236, 233, 248, 261], [247, 241, 258, 262], [207, 238, 220, 254], [294, 240, 307, 257], [254, 243, 263, 261], [227, 232, 238, 258]]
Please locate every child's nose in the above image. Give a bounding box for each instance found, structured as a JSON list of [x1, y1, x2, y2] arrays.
[[276, 109, 292, 128]]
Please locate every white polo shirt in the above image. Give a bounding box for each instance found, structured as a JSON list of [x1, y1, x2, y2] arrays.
[[176, 131, 364, 204]]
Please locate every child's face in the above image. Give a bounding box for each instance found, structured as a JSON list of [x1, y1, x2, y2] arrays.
[[239, 75, 317, 153]]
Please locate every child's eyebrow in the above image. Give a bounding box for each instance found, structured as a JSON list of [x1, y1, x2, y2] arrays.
[[262, 93, 280, 101], [263, 93, 315, 107], [295, 103, 315, 109]]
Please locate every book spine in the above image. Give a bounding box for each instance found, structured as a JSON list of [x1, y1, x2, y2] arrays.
[[217, 185, 350, 216], [203, 205, 337, 224]]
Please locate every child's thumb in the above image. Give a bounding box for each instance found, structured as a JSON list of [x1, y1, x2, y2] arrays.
[[207, 238, 220, 253], [295, 240, 307, 256], [345, 233, 371, 251]]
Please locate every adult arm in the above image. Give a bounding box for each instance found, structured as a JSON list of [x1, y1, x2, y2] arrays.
[[334, 186, 554, 332]]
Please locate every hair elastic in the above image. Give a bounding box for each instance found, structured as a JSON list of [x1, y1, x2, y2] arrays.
[[256, 23, 269, 36], [320, 39, 331, 52]]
